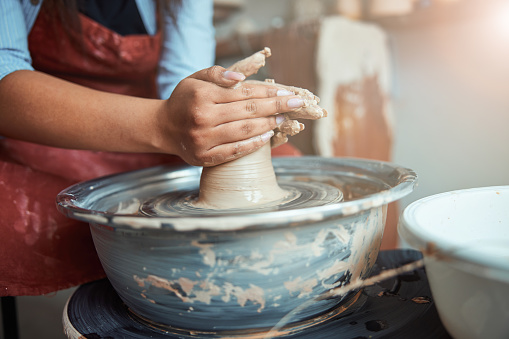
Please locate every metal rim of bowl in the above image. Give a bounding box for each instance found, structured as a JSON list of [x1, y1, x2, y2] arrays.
[[56, 156, 418, 232], [399, 185, 509, 282]]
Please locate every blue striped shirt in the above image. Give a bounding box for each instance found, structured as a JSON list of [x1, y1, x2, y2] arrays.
[[0, 0, 215, 99]]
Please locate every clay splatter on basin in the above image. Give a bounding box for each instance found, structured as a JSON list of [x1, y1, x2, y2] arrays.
[[57, 157, 416, 334]]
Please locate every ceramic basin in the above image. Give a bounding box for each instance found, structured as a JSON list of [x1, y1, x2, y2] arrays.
[[57, 157, 416, 336], [399, 186, 509, 339]]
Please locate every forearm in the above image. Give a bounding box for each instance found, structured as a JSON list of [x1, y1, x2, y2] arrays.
[[0, 70, 167, 154]]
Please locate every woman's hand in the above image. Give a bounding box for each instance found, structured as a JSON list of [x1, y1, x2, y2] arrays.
[[156, 66, 304, 167]]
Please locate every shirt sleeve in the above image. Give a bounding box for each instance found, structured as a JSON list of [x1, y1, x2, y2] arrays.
[[0, 0, 36, 81], [157, 0, 216, 99]]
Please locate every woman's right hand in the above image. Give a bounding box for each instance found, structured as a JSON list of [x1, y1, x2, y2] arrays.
[[154, 65, 305, 167]]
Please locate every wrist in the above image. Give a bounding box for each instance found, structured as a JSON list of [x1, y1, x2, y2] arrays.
[[140, 99, 179, 156]]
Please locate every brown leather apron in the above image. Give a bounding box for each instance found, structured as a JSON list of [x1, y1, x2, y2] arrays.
[[0, 3, 299, 296]]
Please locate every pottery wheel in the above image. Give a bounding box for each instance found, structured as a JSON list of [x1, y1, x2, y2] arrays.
[[63, 250, 452, 339], [139, 179, 344, 216]]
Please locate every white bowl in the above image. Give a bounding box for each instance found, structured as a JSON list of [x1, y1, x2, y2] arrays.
[[399, 186, 509, 339]]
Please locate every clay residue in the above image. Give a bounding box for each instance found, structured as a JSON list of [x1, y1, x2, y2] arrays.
[[111, 198, 140, 214], [131, 209, 386, 328], [284, 277, 318, 298], [179, 277, 198, 295], [133, 274, 266, 312], [272, 227, 350, 258], [223, 283, 266, 313], [227, 47, 271, 77], [140, 293, 156, 304], [232, 227, 351, 278], [191, 240, 216, 267], [316, 259, 349, 282], [272, 120, 305, 148], [237, 252, 277, 276], [347, 207, 385, 282], [278, 119, 305, 136], [273, 231, 298, 249], [133, 274, 191, 303], [193, 280, 221, 304], [243, 79, 327, 149]]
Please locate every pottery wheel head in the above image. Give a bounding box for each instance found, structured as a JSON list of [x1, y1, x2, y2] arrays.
[[139, 180, 344, 217]]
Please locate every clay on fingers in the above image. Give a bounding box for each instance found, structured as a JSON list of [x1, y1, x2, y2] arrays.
[[271, 131, 288, 148], [226, 47, 272, 77], [277, 118, 304, 136], [262, 79, 319, 103], [226, 48, 326, 147], [271, 119, 304, 148], [244, 79, 327, 121]]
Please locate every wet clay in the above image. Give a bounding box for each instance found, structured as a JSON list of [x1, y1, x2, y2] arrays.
[[196, 143, 288, 209], [227, 47, 272, 77]]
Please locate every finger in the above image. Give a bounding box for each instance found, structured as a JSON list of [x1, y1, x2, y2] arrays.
[[213, 95, 304, 123], [202, 131, 274, 167], [244, 80, 319, 103], [211, 116, 282, 145], [189, 65, 246, 88], [213, 83, 296, 104]]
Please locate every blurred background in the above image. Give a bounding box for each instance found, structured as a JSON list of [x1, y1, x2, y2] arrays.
[[3, 0, 509, 337]]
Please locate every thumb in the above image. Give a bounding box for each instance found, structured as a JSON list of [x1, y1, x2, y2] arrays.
[[188, 65, 246, 88]]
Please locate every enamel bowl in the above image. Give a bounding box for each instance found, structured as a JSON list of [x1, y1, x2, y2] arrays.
[[57, 157, 416, 336], [399, 186, 509, 339]]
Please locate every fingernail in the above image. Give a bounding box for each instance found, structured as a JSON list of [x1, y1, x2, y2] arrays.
[[277, 89, 294, 96], [261, 130, 274, 142], [223, 71, 245, 81], [287, 98, 304, 108], [276, 114, 286, 125]]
